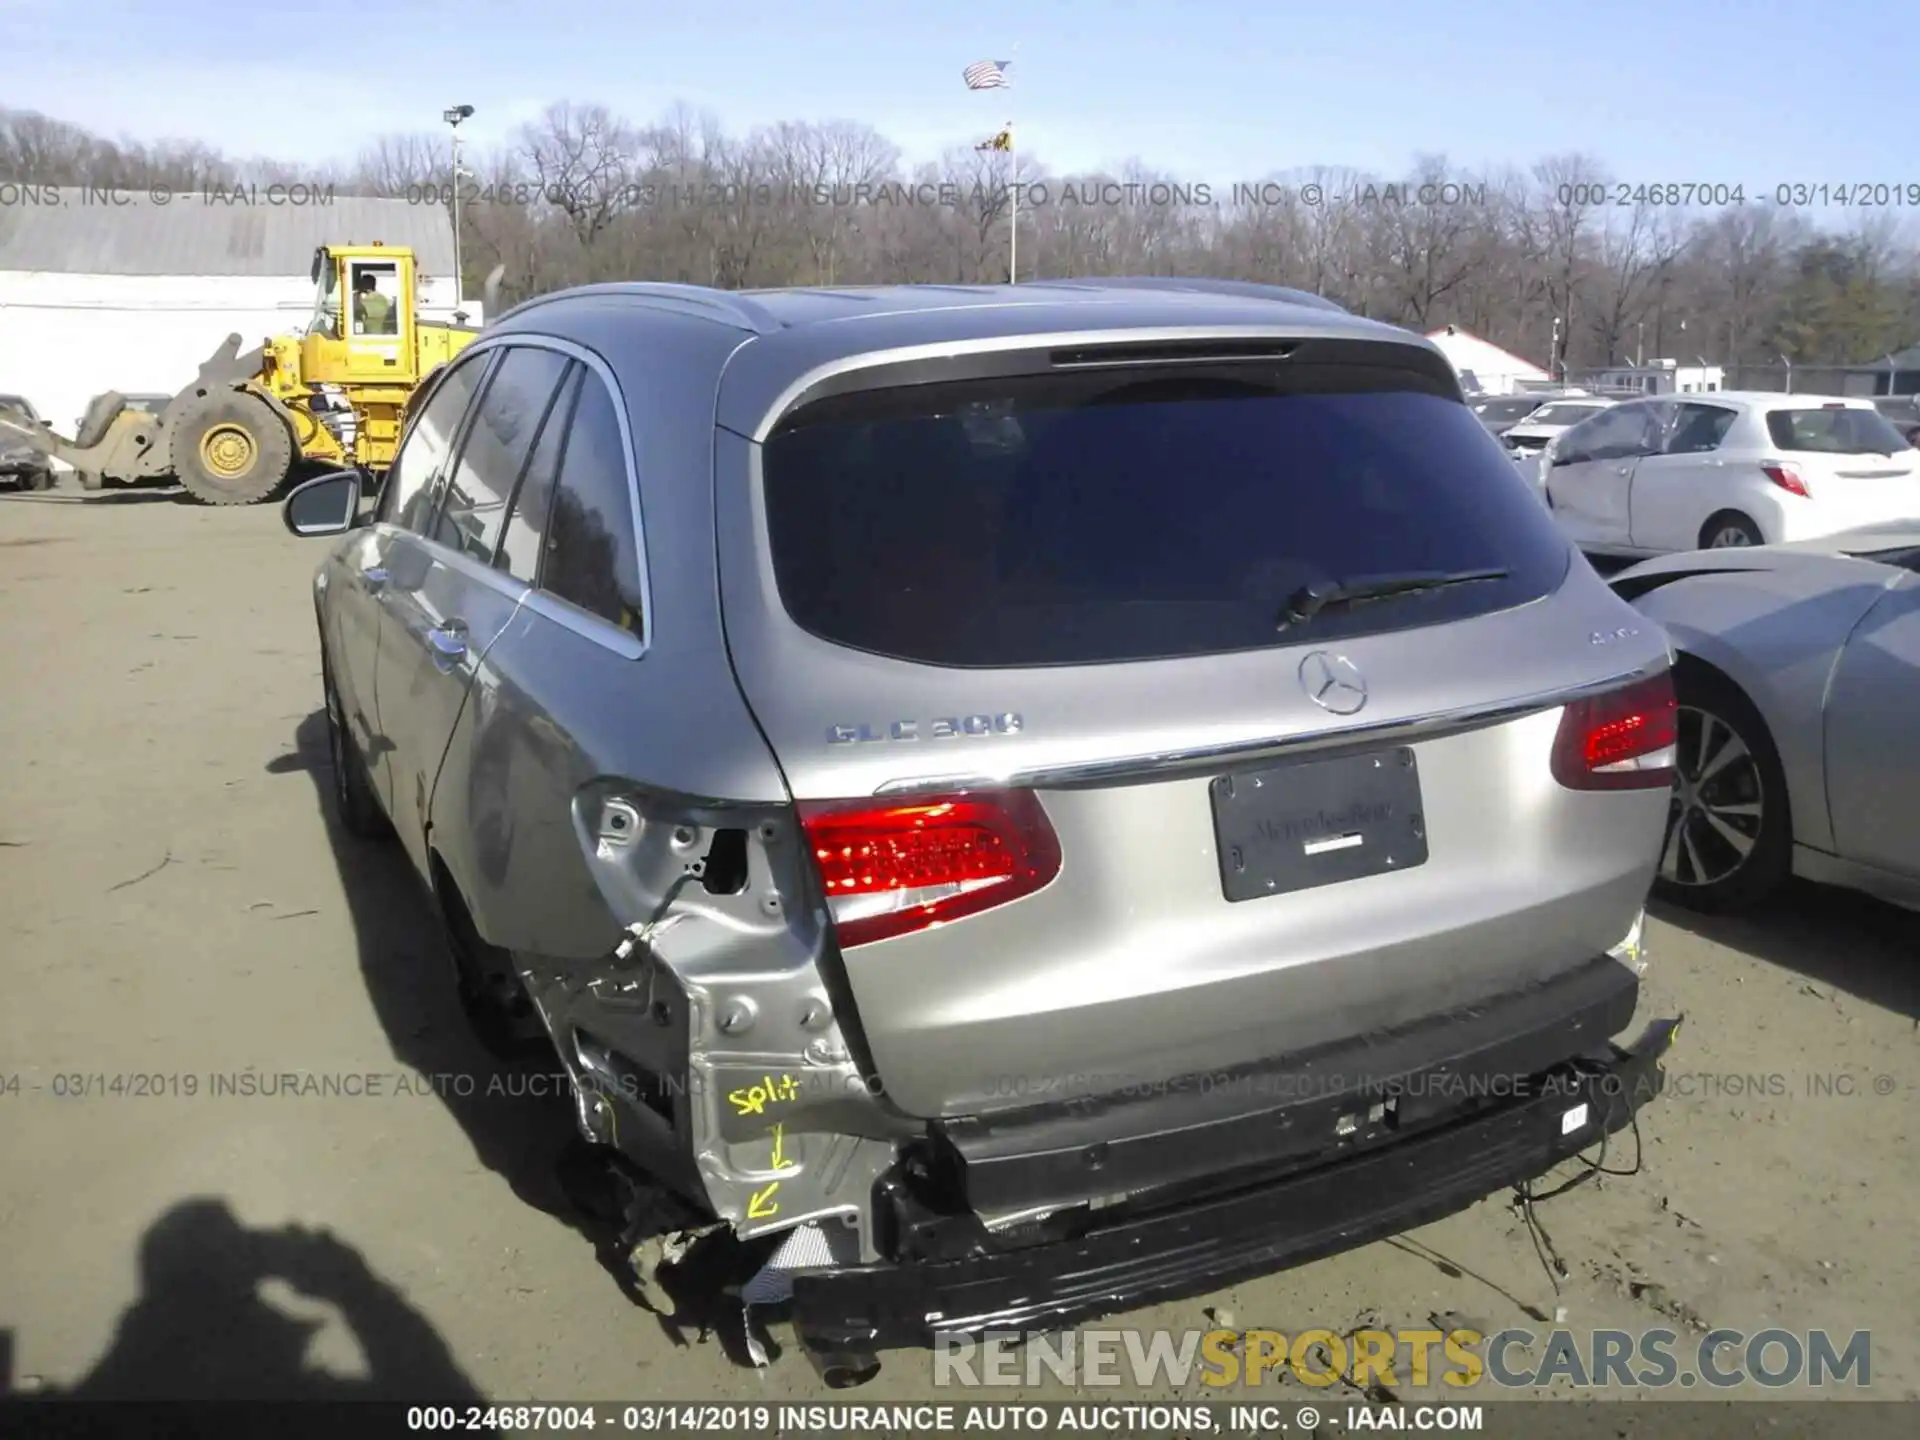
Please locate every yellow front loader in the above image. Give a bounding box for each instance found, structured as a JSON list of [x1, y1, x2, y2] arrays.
[[0, 245, 498, 506]]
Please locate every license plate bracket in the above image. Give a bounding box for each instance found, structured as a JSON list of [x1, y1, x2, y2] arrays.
[[1210, 747, 1428, 902]]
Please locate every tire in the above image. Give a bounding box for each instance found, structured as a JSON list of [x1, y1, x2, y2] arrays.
[[1699, 510, 1764, 550], [321, 654, 390, 839], [170, 389, 295, 505], [1651, 662, 1792, 914], [436, 870, 549, 1061]]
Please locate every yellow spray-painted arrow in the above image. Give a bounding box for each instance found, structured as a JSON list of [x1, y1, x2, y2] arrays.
[[769, 1122, 787, 1171], [747, 1181, 780, 1220]]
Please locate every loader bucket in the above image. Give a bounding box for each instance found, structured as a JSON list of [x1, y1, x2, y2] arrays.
[[0, 397, 167, 485], [0, 333, 270, 488]]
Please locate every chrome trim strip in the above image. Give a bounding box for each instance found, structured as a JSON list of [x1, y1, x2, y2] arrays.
[[871, 662, 1663, 796], [404, 528, 528, 606], [519, 587, 645, 659], [452, 331, 654, 661]]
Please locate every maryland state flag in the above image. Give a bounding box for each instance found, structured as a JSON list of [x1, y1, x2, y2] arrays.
[[976, 125, 1014, 153]]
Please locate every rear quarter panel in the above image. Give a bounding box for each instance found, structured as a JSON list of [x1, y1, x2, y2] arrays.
[[428, 305, 789, 957], [1624, 561, 1894, 853]]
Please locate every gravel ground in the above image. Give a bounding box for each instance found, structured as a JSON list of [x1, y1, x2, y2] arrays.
[[1, 491, 1916, 1418]]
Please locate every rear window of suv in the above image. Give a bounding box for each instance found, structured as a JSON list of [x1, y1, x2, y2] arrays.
[[1765, 406, 1912, 455], [761, 362, 1574, 667]]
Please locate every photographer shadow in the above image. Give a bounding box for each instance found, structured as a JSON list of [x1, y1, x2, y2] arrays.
[[3, 1198, 481, 1402]]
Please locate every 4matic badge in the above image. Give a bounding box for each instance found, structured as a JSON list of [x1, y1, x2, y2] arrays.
[[827, 713, 1024, 744]]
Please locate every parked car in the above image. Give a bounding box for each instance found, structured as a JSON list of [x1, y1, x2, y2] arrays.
[[1545, 392, 1920, 557], [1500, 396, 1617, 495], [1470, 394, 1547, 436], [1870, 396, 1920, 446], [280, 278, 1678, 1376], [1612, 523, 1920, 914], [0, 394, 54, 490], [1504, 397, 1616, 463]]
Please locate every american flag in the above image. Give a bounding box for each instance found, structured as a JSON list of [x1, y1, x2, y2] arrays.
[[963, 59, 1012, 90]]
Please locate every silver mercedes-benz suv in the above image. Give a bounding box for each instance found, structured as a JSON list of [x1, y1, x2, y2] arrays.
[[283, 277, 1680, 1382]]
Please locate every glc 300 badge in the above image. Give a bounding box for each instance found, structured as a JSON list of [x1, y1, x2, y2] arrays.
[[828, 714, 1024, 744]]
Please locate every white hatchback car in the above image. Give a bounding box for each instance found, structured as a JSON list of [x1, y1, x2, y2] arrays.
[[1545, 392, 1920, 555]]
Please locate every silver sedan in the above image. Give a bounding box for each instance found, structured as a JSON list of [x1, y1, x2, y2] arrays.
[[1612, 523, 1920, 914]]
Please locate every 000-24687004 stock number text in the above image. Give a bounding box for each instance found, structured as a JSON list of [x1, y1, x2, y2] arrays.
[[1560, 181, 1920, 207]]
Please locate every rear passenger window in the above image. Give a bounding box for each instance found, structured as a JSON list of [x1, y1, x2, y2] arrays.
[[434, 346, 574, 565], [541, 374, 645, 636], [1665, 404, 1736, 456], [495, 366, 581, 583]]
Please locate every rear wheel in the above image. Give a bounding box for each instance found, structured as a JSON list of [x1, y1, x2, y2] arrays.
[[1699, 510, 1764, 549], [1652, 664, 1791, 913], [436, 869, 549, 1061], [171, 390, 294, 505]]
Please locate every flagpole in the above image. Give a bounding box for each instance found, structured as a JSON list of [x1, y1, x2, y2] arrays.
[[1008, 122, 1017, 284], [1007, 42, 1019, 285]]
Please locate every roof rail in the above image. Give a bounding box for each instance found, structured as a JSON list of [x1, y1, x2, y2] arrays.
[[1059, 276, 1350, 315], [494, 282, 785, 334]]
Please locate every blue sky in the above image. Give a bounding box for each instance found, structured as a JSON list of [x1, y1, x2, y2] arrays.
[[0, 0, 1904, 194]]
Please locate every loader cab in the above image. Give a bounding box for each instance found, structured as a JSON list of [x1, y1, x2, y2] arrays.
[[301, 244, 419, 387]]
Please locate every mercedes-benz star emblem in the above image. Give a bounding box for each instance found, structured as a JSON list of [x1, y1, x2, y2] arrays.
[[1299, 651, 1368, 715]]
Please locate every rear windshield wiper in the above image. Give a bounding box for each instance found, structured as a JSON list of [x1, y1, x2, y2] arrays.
[[1276, 567, 1511, 632]]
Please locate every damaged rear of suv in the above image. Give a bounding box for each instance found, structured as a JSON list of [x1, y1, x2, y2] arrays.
[[287, 277, 1680, 1384]]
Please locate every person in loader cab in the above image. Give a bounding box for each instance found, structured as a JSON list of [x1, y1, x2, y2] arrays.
[[353, 272, 397, 335]]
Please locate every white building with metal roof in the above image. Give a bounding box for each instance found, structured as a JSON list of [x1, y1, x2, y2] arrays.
[[1423, 324, 1549, 396], [0, 187, 471, 439]]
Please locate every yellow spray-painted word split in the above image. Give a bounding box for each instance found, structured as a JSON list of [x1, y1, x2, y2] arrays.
[[727, 1073, 800, 1116]]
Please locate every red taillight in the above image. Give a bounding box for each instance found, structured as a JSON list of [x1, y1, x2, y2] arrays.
[[1761, 462, 1810, 497], [1551, 671, 1678, 791], [797, 791, 1062, 948]]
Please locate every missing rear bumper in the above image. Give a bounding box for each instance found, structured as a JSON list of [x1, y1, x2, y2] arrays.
[[788, 1016, 1679, 1354]]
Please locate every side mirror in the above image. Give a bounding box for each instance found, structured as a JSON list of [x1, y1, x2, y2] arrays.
[[282, 467, 366, 537]]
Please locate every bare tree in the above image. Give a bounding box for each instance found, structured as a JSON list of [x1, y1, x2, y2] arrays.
[[7, 103, 1919, 381], [1585, 204, 1690, 362], [518, 102, 646, 248]]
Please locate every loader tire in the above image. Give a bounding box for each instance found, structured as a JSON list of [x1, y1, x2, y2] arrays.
[[171, 390, 294, 506]]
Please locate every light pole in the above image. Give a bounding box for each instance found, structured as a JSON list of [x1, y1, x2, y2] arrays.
[[443, 104, 474, 318]]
